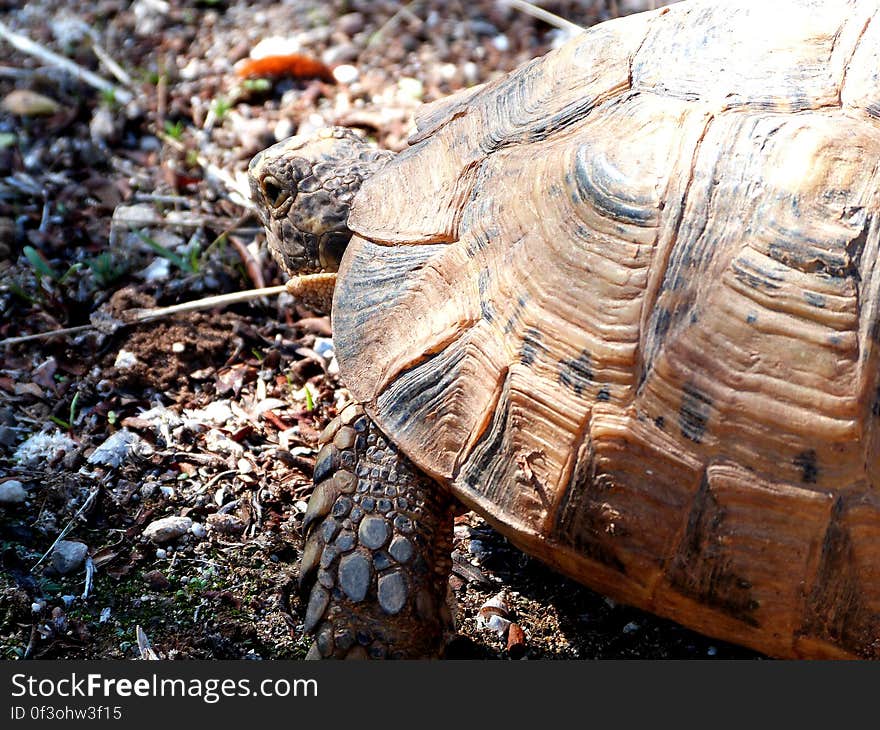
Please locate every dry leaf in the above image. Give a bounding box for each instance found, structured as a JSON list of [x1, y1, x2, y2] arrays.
[[2, 89, 62, 116]]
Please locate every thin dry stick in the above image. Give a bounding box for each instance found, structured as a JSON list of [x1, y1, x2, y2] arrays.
[[0, 20, 133, 104], [0, 278, 337, 347], [367, 0, 422, 48], [90, 41, 135, 89], [502, 0, 585, 34], [31, 487, 100, 571]]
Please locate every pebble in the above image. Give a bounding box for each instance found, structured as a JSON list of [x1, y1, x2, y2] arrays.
[[51, 541, 88, 575], [144, 570, 171, 590], [113, 349, 139, 370], [492, 34, 510, 52], [155, 548, 167, 559], [190, 522, 207, 540], [332, 64, 359, 85], [337, 11, 364, 35], [622, 621, 640, 634], [0, 480, 28, 504], [143, 516, 192, 544], [273, 118, 295, 142]]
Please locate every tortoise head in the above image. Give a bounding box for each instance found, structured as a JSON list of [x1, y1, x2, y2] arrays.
[[248, 127, 393, 280]]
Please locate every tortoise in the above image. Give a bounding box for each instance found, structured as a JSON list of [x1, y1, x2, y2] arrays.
[[248, 0, 880, 659]]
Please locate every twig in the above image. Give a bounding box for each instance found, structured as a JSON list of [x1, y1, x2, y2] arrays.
[[127, 284, 287, 323], [0, 20, 133, 104], [0, 324, 94, 347], [1, 284, 294, 347], [502, 0, 585, 34], [90, 41, 135, 89], [31, 487, 100, 571], [367, 1, 422, 48]]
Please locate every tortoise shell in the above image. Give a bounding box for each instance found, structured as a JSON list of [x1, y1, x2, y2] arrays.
[[331, 0, 880, 659]]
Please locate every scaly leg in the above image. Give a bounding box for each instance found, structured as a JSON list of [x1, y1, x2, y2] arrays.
[[298, 404, 455, 659]]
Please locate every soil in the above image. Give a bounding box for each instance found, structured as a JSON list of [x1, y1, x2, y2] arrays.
[[0, 0, 759, 660]]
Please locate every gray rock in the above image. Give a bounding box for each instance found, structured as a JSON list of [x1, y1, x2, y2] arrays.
[[51, 540, 88, 575], [358, 516, 390, 549], [337, 11, 365, 35], [143, 516, 192, 544], [338, 553, 371, 602], [0, 480, 28, 504], [378, 572, 408, 615]]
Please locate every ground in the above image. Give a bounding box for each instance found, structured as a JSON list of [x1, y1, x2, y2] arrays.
[[0, 0, 758, 660]]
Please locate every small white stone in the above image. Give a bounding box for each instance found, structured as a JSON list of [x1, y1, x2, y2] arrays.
[[159, 485, 175, 499], [113, 349, 139, 370], [332, 64, 359, 85], [0, 480, 28, 504], [273, 117, 295, 142], [398, 77, 423, 102], [143, 516, 192, 544], [491, 34, 510, 52], [463, 62, 479, 85], [136, 257, 170, 282], [439, 63, 457, 81], [171, 341, 185, 353], [155, 548, 167, 559], [190, 522, 207, 540]]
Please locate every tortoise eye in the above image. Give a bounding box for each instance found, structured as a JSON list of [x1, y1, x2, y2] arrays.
[[262, 176, 287, 208]]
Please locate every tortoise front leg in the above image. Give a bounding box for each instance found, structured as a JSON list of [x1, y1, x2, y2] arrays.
[[298, 404, 456, 659]]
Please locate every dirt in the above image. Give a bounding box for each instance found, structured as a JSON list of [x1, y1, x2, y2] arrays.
[[0, 0, 760, 660]]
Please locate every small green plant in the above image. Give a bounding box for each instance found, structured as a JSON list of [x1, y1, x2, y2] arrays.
[[100, 88, 118, 108], [304, 385, 315, 412], [241, 78, 271, 93], [211, 96, 232, 121], [133, 229, 200, 274], [23, 245, 60, 281], [22, 246, 82, 285], [87, 251, 129, 287], [50, 391, 81, 432], [164, 120, 185, 140]]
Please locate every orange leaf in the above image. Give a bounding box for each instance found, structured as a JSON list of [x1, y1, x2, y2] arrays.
[[235, 53, 335, 83]]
